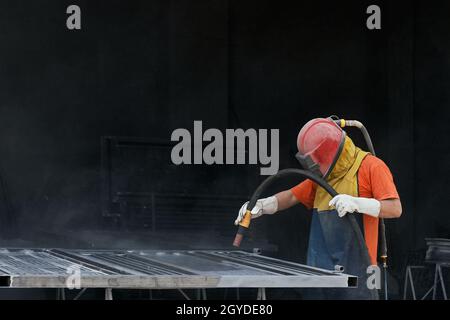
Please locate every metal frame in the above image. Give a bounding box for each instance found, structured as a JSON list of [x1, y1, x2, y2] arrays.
[[403, 264, 448, 300], [0, 249, 357, 299], [431, 264, 448, 300], [403, 238, 450, 300], [403, 265, 425, 300]]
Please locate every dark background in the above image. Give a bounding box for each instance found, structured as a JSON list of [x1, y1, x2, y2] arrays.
[[0, 0, 448, 298]]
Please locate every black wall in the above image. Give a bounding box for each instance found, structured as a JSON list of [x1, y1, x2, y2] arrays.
[[0, 0, 449, 296]]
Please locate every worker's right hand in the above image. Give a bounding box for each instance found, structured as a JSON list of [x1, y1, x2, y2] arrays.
[[234, 196, 278, 225]]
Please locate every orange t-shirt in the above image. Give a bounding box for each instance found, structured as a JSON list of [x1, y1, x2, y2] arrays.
[[290, 155, 399, 265]]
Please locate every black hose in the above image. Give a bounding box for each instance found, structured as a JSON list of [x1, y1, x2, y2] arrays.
[[232, 167, 378, 299], [360, 127, 389, 301], [358, 126, 388, 256], [247, 169, 336, 208], [245, 168, 378, 299], [333, 119, 388, 300], [245, 169, 373, 269], [360, 128, 388, 265], [333, 120, 388, 266]]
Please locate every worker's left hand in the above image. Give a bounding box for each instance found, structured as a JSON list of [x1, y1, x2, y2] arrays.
[[329, 194, 380, 218]]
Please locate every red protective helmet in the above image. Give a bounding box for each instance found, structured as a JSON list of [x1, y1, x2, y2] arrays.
[[296, 117, 345, 178]]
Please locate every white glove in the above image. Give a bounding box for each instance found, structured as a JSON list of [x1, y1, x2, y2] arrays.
[[234, 196, 278, 225], [329, 194, 380, 218]]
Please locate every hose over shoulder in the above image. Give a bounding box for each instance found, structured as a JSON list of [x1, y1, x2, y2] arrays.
[[246, 169, 337, 209], [244, 168, 372, 269]]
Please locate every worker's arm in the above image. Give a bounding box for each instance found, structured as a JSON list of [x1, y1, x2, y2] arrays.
[[234, 189, 300, 225], [379, 198, 402, 218], [329, 195, 402, 219], [274, 189, 300, 211]]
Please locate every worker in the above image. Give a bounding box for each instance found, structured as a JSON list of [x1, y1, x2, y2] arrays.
[[234, 117, 402, 299]]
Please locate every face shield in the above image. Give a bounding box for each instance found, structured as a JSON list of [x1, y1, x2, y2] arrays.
[[295, 150, 323, 178], [296, 118, 346, 179]]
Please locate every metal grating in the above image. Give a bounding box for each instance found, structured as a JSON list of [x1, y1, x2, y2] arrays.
[[0, 249, 358, 289], [0, 249, 105, 276]]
